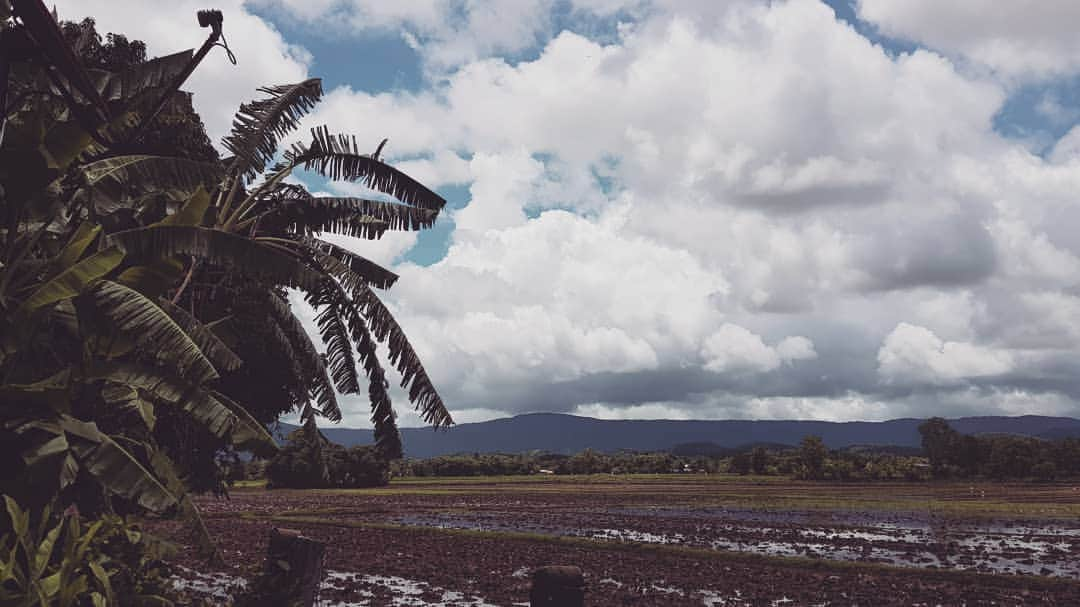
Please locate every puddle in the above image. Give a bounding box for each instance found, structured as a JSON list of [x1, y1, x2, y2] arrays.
[[320, 571, 500, 607], [170, 566, 246, 605], [170, 568, 501, 607], [390, 510, 1080, 578]]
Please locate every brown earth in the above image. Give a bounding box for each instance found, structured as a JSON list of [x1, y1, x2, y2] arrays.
[[148, 476, 1080, 606]]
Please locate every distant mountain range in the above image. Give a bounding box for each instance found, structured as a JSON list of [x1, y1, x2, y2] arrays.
[[280, 413, 1080, 459]]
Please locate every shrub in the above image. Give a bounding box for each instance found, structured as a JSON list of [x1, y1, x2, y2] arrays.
[[0, 496, 177, 606], [266, 421, 389, 489]]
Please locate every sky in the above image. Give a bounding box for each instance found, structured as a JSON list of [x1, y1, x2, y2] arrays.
[[55, 0, 1080, 427]]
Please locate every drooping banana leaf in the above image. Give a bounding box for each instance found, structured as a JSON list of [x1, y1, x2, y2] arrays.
[[286, 125, 447, 211], [350, 284, 451, 428], [82, 280, 219, 384], [307, 237, 399, 290], [265, 318, 318, 419], [101, 383, 156, 431], [265, 186, 438, 233], [265, 292, 341, 422], [108, 225, 324, 292], [56, 416, 178, 513], [259, 187, 448, 239], [81, 155, 223, 197], [85, 362, 277, 453], [222, 79, 323, 182], [87, 50, 193, 102], [307, 280, 401, 456], [16, 247, 123, 315], [155, 299, 241, 374], [309, 293, 361, 395], [208, 391, 277, 457]]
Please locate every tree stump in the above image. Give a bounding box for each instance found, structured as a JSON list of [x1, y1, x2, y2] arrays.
[[263, 527, 326, 607], [530, 565, 585, 607]]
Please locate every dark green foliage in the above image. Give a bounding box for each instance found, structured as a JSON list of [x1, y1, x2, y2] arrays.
[[266, 421, 389, 489], [750, 446, 769, 475], [918, 417, 961, 478], [796, 435, 829, 480], [392, 450, 685, 477], [0, 496, 178, 606], [2, 15, 448, 575], [61, 18, 146, 71], [730, 452, 752, 475], [919, 418, 1080, 480], [59, 18, 217, 161], [0, 11, 275, 566]]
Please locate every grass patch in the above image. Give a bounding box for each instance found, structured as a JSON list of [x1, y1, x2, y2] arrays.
[[238, 475, 1080, 520]]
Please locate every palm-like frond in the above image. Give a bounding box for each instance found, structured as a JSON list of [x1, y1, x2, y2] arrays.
[[101, 383, 156, 430], [348, 305, 401, 458], [307, 280, 401, 457], [313, 301, 362, 395], [156, 299, 242, 374], [90, 50, 193, 102], [108, 225, 324, 292], [306, 237, 399, 290], [354, 284, 452, 428], [264, 184, 437, 237], [222, 79, 323, 182], [81, 155, 223, 194], [265, 292, 342, 422], [208, 390, 278, 457], [17, 247, 124, 315], [287, 126, 446, 211], [82, 280, 219, 383], [86, 362, 276, 453], [55, 416, 179, 512]]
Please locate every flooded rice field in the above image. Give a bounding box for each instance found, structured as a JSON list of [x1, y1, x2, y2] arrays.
[[154, 476, 1080, 605], [393, 505, 1080, 577]]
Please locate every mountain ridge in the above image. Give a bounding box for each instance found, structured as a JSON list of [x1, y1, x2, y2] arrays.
[[279, 413, 1080, 458]]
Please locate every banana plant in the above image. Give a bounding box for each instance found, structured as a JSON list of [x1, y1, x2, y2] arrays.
[[0, 207, 277, 554], [0, 85, 272, 557], [0, 496, 177, 606], [107, 79, 454, 458]]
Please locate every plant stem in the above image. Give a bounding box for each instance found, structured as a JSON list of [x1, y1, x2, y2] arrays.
[[171, 256, 199, 304]]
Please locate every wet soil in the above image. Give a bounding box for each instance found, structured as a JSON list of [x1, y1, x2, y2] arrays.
[[150, 477, 1080, 606]]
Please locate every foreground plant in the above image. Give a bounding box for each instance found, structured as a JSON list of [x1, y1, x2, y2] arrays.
[[1, 4, 269, 562], [0, 496, 178, 606]]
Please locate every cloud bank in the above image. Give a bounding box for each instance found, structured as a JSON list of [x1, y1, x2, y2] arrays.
[[55, 0, 1080, 426]]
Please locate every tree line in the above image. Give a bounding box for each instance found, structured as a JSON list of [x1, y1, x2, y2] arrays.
[[919, 417, 1080, 480], [246, 424, 1080, 484]]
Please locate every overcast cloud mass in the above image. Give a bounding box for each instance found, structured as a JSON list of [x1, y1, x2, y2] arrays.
[[56, 0, 1080, 426]]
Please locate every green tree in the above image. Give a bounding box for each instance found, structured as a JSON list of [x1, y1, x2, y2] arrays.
[[750, 446, 769, 475], [918, 417, 961, 478], [0, 43, 272, 529], [730, 452, 752, 475], [107, 78, 453, 463], [798, 435, 828, 480], [265, 419, 389, 489]]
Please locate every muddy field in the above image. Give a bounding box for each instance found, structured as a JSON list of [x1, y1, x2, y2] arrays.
[[151, 476, 1080, 606]]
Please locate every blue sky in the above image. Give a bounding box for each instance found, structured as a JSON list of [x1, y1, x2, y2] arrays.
[[59, 0, 1080, 427], [249, 0, 1080, 270]]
